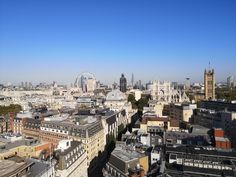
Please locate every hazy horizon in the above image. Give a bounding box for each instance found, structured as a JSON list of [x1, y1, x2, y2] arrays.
[[1, 0, 236, 85]]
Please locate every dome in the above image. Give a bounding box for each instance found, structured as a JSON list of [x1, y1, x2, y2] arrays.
[[106, 89, 126, 101]]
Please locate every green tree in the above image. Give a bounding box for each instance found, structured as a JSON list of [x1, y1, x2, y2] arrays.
[[128, 94, 135, 103], [0, 104, 22, 116], [216, 87, 236, 101], [137, 97, 149, 111], [128, 94, 137, 109]]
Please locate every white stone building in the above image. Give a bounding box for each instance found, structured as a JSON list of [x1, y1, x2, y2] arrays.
[[147, 81, 189, 103]]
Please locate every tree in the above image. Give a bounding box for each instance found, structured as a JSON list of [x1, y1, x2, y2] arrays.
[[128, 94, 137, 109], [0, 104, 22, 116], [137, 97, 149, 111], [128, 94, 136, 103], [216, 87, 236, 101]]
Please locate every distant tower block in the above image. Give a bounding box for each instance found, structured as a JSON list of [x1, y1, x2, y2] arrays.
[[120, 73, 127, 93], [204, 69, 215, 100], [131, 73, 134, 87], [185, 78, 190, 89], [74, 72, 96, 93]]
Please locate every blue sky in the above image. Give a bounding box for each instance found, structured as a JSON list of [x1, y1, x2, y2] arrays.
[[0, 0, 236, 85]]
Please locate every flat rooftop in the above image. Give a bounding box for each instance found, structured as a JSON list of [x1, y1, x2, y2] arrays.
[[166, 145, 236, 158], [166, 163, 235, 176], [112, 144, 144, 162], [0, 159, 33, 177]]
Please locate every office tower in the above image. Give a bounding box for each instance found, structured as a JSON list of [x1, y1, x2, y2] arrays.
[[227, 75, 234, 88], [120, 73, 127, 93], [131, 73, 134, 87], [185, 78, 190, 89]]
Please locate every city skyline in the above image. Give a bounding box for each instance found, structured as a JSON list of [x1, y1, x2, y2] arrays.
[[1, 0, 236, 84]]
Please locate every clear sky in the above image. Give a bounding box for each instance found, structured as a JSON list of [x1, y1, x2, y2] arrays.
[[0, 0, 236, 85]]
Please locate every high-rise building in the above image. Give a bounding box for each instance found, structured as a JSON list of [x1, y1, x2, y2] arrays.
[[204, 69, 215, 100], [131, 73, 134, 87], [120, 73, 127, 93], [138, 80, 142, 90], [185, 78, 190, 90], [21, 82, 24, 88], [227, 75, 234, 88], [80, 74, 96, 93]]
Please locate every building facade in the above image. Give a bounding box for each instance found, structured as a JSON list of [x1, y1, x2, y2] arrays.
[[227, 75, 234, 88], [22, 118, 41, 139], [169, 103, 197, 122], [147, 81, 190, 103], [39, 116, 105, 167], [0, 116, 9, 134], [55, 140, 87, 177]]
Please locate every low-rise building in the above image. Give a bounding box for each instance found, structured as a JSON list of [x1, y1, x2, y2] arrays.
[[22, 118, 41, 139], [103, 142, 149, 177], [0, 137, 52, 160], [169, 103, 197, 122], [140, 114, 179, 133], [0, 157, 55, 177], [192, 108, 218, 128], [76, 97, 97, 108], [165, 130, 211, 146], [39, 115, 105, 168], [200, 100, 236, 112], [148, 100, 166, 117], [54, 140, 87, 177], [151, 146, 161, 165], [214, 128, 231, 149], [192, 108, 236, 132], [229, 119, 236, 149], [101, 109, 129, 140], [166, 145, 236, 176], [129, 89, 142, 101]]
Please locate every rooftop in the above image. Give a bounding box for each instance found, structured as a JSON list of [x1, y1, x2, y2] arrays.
[[166, 145, 236, 158], [106, 89, 127, 101], [43, 113, 69, 122], [112, 143, 144, 162], [141, 116, 169, 124], [56, 141, 83, 156], [26, 158, 52, 177], [215, 137, 230, 142], [166, 163, 235, 176], [0, 138, 47, 152], [0, 158, 34, 177]]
